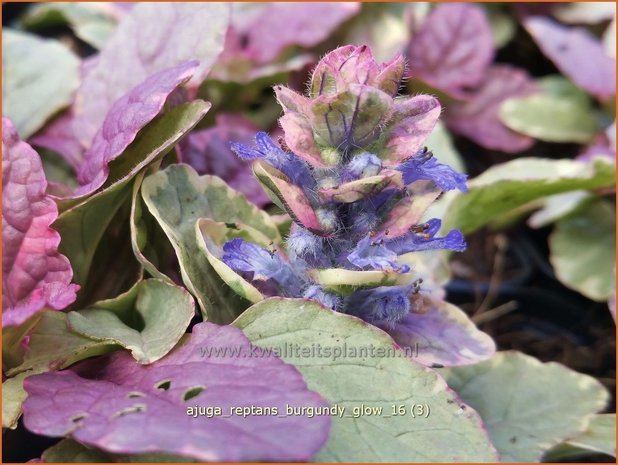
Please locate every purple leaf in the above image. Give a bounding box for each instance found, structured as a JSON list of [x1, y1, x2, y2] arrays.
[[2, 118, 79, 328], [74, 61, 198, 197], [22, 322, 330, 462], [182, 114, 270, 206], [228, 3, 361, 64], [72, 3, 230, 146], [378, 298, 496, 367], [382, 95, 442, 164], [445, 65, 539, 152], [408, 3, 494, 95], [524, 16, 616, 99], [29, 112, 84, 173]]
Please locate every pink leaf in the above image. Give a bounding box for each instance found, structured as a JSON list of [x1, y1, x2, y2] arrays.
[[408, 4, 494, 95], [2, 118, 79, 328], [445, 65, 539, 153], [22, 322, 330, 462], [375, 184, 441, 238], [382, 95, 442, 164], [253, 162, 328, 236], [74, 61, 198, 197], [524, 16, 616, 100], [29, 112, 84, 173], [230, 3, 361, 64], [72, 3, 230, 146]]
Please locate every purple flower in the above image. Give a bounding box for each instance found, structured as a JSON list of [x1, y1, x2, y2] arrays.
[[302, 285, 342, 311], [347, 236, 403, 271], [397, 148, 468, 192], [222, 238, 304, 296], [345, 285, 414, 326], [217, 46, 470, 345], [384, 219, 467, 254], [231, 132, 315, 188]]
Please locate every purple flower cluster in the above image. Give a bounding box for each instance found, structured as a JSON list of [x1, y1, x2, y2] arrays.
[[223, 45, 467, 327]]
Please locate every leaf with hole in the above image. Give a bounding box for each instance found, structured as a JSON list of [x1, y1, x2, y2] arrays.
[[22, 322, 330, 462]]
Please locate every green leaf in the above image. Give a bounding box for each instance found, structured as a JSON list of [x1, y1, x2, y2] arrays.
[[442, 351, 609, 462], [544, 414, 616, 460], [195, 218, 270, 304], [308, 268, 412, 295], [141, 164, 280, 323], [2, 29, 79, 138], [342, 3, 411, 63], [486, 5, 516, 48], [22, 2, 118, 49], [499, 81, 598, 143], [2, 313, 42, 371], [3, 371, 39, 429], [7, 311, 117, 377], [549, 199, 616, 301], [55, 181, 131, 286], [67, 279, 195, 364], [537, 75, 593, 105], [55, 101, 209, 286], [527, 191, 592, 228], [130, 170, 174, 282], [3, 311, 118, 427], [234, 298, 499, 462], [441, 157, 615, 234], [41, 439, 111, 463], [40, 439, 197, 463]]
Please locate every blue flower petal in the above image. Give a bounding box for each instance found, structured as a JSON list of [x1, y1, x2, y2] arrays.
[[222, 238, 305, 296], [347, 235, 409, 272], [345, 285, 411, 325], [397, 148, 468, 192], [231, 132, 315, 187], [385, 219, 467, 254], [303, 285, 342, 311]]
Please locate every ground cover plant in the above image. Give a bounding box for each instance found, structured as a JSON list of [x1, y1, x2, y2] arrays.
[[2, 2, 616, 462]]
